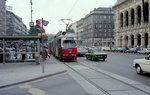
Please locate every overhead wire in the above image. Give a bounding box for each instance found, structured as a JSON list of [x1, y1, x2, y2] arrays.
[[65, 0, 79, 19]]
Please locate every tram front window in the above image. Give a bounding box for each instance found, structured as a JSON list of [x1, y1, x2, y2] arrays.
[[63, 40, 76, 48]]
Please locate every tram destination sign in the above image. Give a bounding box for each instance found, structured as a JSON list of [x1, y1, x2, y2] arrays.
[[66, 37, 74, 40]]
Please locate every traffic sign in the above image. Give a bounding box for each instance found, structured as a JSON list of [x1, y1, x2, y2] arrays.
[[43, 20, 49, 26], [41, 28, 46, 39], [29, 22, 34, 27]]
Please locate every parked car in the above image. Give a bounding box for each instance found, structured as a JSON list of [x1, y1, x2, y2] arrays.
[[110, 47, 118, 52], [137, 48, 150, 54], [126, 48, 141, 53], [77, 47, 88, 56], [118, 47, 128, 52], [102, 47, 110, 51], [85, 48, 107, 61], [133, 56, 150, 74]]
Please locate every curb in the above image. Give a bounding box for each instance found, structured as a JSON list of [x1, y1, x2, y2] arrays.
[[0, 70, 67, 89]]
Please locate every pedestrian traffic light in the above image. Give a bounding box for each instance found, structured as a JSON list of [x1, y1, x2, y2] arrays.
[[36, 20, 41, 33]]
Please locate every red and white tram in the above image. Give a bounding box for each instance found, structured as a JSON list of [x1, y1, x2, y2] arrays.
[[52, 32, 77, 61]]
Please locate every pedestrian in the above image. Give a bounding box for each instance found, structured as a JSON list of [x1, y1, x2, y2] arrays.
[[14, 46, 17, 59], [27, 46, 32, 59], [44, 46, 48, 60], [46, 47, 50, 58]]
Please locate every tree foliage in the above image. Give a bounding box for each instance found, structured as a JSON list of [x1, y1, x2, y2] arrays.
[[28, 26, 38, 36], [67, 28, 75, 33]]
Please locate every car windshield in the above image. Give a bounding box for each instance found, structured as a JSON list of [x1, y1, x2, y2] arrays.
[[63, 40, 76, 48]]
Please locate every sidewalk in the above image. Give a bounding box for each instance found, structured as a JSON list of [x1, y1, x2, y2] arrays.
[[0, 57, 67, 88]]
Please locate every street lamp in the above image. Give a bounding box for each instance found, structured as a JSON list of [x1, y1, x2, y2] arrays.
[[30, 0, 33, 22]]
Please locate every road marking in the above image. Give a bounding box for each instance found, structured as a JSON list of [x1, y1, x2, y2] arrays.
[[29, 88, 45, 95], [19, 84, 46, 95]]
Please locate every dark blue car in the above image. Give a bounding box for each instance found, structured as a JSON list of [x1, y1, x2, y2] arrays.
[[126, 48, 141, 53]]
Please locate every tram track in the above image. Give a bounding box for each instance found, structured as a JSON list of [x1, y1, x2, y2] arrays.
[[79, 61, 150, 95], [63, 61, 110, 95], [62, 60, 150, 95]]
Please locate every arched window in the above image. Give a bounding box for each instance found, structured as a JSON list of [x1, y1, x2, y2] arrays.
[[120, 13, 123, 27], [131, 35, 134, 48], [137, 6, 141, 24], [144, 2, 149, 22], [137, 34, 141, 47], [145, 33, 148, 48], [131, 9, 135, 25], [125, 11, 128, 26]]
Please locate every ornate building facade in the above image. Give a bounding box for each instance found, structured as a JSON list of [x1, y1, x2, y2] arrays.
[[113, 0, 150, 48]]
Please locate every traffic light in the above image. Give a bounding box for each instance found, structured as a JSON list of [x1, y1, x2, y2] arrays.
[[36, 20, 41, 33]]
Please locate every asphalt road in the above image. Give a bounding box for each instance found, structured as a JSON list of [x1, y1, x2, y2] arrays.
[[78, 52, 150, 86], [0, 73, 89, 95]]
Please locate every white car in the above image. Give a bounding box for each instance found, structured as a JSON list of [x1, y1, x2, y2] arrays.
[[133, 57, 150, 74], [137, 48, 150, 54]]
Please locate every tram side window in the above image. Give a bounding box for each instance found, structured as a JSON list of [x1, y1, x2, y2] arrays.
[[63, 40, 76, 48]]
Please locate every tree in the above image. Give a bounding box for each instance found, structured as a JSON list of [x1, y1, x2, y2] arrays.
[[67, 28, 75, 33], [28, 26, 38, 36], [49, 36, 54, 42]]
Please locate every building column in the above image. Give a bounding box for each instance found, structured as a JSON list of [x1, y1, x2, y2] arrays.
[[118, 38, 120, 47], [141, 34, 145, 48], [129, 10, 131, 26], [122, 36, 126, 47], [141, 7, 144, 25], [135, 8, 138, 26], [128, 36, 131, 48], [134, 36, 138, 48], [123, 12, 126, 27]]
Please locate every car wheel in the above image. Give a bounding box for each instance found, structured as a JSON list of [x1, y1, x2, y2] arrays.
[[91, 57, 94, 61], [103, 58, 105, 61], [135, 65, 143, 74], [86, 56, 88, 60]]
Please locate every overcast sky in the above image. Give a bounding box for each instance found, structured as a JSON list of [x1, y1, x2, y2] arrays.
[[6, 0, 117, 34]]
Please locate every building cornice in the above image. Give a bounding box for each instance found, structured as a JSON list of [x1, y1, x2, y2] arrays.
[[113, 0, 128, 8]]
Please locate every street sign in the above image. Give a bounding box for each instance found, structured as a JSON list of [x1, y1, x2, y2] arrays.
[[29, 22, 34, 27], [41, 28, 46, 40], [43, 20, 49, 26]]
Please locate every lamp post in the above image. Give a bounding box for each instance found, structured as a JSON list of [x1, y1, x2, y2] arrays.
[[30, 0, 33, 22]]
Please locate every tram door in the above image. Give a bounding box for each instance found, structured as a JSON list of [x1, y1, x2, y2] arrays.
[[58, 39, 61, 59]]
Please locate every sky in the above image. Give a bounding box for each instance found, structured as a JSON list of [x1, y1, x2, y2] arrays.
[[6, 0, 117, 34]]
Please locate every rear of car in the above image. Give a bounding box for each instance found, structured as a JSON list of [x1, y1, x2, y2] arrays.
[[86, 48, 107, 61], [77, 47, 88, 56]]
